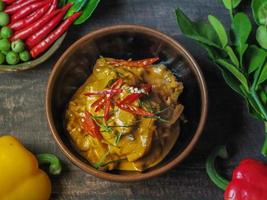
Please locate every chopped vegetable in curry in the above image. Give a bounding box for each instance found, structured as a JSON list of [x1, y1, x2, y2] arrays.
[[65, 57, 184, 171]]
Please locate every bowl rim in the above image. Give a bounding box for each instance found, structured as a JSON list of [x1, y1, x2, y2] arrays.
[[46, 24, 208, 182], [0, 33, 66, 72]]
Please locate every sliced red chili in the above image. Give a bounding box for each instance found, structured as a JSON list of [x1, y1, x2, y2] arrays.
[[117, 104, 155, 117], [108, 57, 160, 68], [82, 111, 102, 140], [110, 78, 123, 89], [118, 84, 152, 106], [104, 98, 111, 122]]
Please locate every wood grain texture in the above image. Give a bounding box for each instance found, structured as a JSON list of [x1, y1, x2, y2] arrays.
[[0, 0, 265, 199]]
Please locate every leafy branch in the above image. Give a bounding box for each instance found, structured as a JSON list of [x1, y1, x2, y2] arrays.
[[176, 0, 267, 156]]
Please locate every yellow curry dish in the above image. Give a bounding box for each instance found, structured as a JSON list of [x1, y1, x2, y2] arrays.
[[65, 57, 184, 172]]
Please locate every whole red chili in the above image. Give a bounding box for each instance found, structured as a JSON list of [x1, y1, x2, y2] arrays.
[[108, 57, 160, 68], [26, 3, 72, 49], [11, 9, 60, 41], [30, 12, 81, 58], [206, 146, 267, 200], [47, 0, 58, 14], [8, 4, 50, 31], [11, 0, 50, 21], [5, 0, 38, 14], [82, 111, 102, 140]]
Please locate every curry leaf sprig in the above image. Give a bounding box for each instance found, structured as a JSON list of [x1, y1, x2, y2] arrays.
[[176, 0, 267, 156]]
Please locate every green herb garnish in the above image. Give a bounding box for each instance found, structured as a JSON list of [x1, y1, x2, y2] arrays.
[[176, 0, 267, 156]]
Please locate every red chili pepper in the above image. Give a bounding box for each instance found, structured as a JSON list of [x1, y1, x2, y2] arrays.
[[30, 12, 81, 58], [206, 146, 267, 200], [47, 0, 57, 14], [2, 0, 16, 4], [11, 9, 60, 41], [11, 0, 50, 22], [103, 99, 111, 122], [8, 4, 50, 31], [90, 79, 124, 112], [108, 57, 160, 68], [26, 3, 72, 49], [118, 84, 152, 106], [82, 111, 102, 140], [117, 104, 155, 117], [5, 0, 38, 14]]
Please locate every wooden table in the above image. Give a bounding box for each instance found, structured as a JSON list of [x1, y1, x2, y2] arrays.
[[0, 0, 265, 199]]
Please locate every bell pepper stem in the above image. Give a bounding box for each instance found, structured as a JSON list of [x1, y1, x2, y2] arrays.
[[206, 146, 230, 191], [261, 122, 267, 157], [37, 153, 62, 175]]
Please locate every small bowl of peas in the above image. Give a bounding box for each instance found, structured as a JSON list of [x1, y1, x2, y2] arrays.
[[0, 1, 66, 72]]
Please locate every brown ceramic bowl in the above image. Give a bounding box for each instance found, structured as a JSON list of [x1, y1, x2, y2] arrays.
[[46, 25, 208, 182]]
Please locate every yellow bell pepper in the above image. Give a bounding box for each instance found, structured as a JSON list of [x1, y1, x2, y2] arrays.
[[0, 135, 61, 200]]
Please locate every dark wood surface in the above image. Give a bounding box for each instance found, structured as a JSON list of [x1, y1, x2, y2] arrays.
[[0, 0, 265, 199]]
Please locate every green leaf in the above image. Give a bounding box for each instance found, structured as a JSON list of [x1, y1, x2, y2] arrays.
[[246, 45, 267, 73], [225, 46, 239, 66], [222, 0, 242, 9], [220, 67, 246, 97], [256, 25, 267, 49], [258, 62, 267, 84], [74, 0, 101, 25], [65, 0, 89, 18], [208, 15, 228, 48], [176, 8, 221, 48], [252, 0, 267, 25], [258, 1, 267, 24], [58, 0, 67, 7], [216, 59, 249, 91], [232, 13, 252, 48]]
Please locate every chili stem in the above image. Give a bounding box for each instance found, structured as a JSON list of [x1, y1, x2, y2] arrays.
[[37, 153, 62, 175], [261, 122, 267, 156], [206, 146, 230, 191]]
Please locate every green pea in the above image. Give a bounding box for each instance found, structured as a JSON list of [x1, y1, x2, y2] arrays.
[[1, 27, 12, 39], [11, 40, 25, 53], [19, 50, 31, 62], [0, 38, 10, 51], [0, 52, 4, 64], [0, 1, 5, 12], [6, 51, 19, 65], [0, 12, 9, 26]]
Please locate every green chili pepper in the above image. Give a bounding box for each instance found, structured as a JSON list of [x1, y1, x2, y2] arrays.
[[65, 0, 88, 18], [74, 0, 101, 25]]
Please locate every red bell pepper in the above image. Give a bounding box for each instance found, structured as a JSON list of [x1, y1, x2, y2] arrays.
[[82, 111, 102, 140], [107, 57, 160, 68], [206, 146, 267, 200], [2, 0, 16, 4]]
